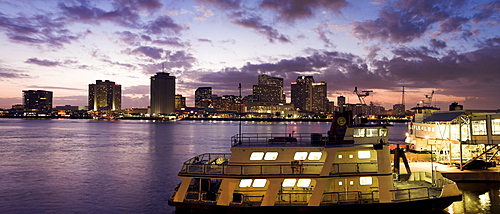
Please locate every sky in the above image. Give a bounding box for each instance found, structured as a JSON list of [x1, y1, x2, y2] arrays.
[[0, 0, 499, 110]]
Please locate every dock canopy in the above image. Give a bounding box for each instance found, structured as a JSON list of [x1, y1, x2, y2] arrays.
[[422, 111, 464, 122]]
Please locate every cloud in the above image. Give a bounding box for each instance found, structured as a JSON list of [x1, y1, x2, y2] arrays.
[[231, 12, 291, 43], [0, 13, 85, 47], [194, 5, 214, 21], [196, 0, 242, 10], [25, 85, 83, 91], [25, 58, 61, 66], [144, 15, 186, 35], [0, 66, 32, 79], [351, 0, 470, 44], [259, 0, 348, 23], [131, 46, 164, 59]]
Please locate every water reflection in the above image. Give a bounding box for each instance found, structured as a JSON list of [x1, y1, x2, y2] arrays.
[[446, 182, 500, 214]]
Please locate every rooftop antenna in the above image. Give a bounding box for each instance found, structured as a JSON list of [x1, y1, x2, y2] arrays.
[[402, 86, 405, 105], [162, 63, 165, 73]]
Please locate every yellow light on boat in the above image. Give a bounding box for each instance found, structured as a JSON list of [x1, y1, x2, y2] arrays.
[[294, 152, 308, 160], [250, 152, 265, 160], [264, 152, 279, 160], [239, 179, 253, 188], [252, 179, 267, 187], [282, 179, 297, 187], [308, 152, 322, 160], [358, 151, 371, 159], [297, 179, 311, 187], [360, 177, 373, 185]]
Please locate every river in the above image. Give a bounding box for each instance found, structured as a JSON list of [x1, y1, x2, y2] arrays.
[[0, 118, 497, 213]]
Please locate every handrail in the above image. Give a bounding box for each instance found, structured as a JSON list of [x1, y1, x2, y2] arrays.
[[180, 163, 324, 176]]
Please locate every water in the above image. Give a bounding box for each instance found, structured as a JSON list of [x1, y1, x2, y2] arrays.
[[0, 119, 496, 213]]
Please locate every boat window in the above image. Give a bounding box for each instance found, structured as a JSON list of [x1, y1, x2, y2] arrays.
[[294, 152, 308, 160], [308, 152, 322, 160], [239, 179, 253, 188], [349, 180, 354, 185], [380, 129, 388, 137], [297, 179, 311, 187], [366, 128, 379, 137], [252, 179, 267, 187], [337, 154, 343, 159], [338, 181, 343, 186], [282, 179, 296, 187], [264, 152, 279, 160], [348, 154, 354, 159], [250, 152, 265, 160], [360, 177, 373, 185], [472, 120, 487, 135], [358, 151, 371, 159], [353, 128, 365, 137], [493, 119, 500, 135]]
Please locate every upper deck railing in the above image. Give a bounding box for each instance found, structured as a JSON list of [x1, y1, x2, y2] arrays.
[[230, 133, 352, 147]]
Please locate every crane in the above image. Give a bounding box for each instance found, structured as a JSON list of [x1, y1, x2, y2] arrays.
[[422, 90, 434, 106], [353, 87, 373, 105]]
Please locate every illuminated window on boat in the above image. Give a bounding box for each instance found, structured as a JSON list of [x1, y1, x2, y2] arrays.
[[338, 181, 343, 186], [472, 120, 487, 135], [366, 128, 379, 137], [294, 152, 308, 160], [297, 179, 311, 187], [252, 179, 267, 187], [492, 119, 500, 135], [264, 152, 279, 160], [250, 152, 265, 160], [353, 128, 365, 137], [239, 179, 253, 188], [358, 151, 371, 159], [349, 154, 354, 159], [308, 152, 322, 160], [360, 177, 373, 185], [338, 154, 343, 159], [349, 180, 354, 185], [379, 129, 388, 137], [282, 179, 297, 187]]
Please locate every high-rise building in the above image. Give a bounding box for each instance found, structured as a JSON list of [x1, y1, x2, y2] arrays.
[[23, 90, 53, 115], [88, 80, 121, 111], [337, 96, 346, 107], [252, 75, 284, 103], [312, 82, 328, 113], [291, 76, 315, 111], [195, 87, 212, 108], [150, 72, 176, 116], [175, 94, 186, 110]]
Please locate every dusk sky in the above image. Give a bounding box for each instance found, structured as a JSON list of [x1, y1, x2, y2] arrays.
[[0, 0, 499, 110]]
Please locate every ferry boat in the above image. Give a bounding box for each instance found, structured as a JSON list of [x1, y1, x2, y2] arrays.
[[168, 112, 462, 213]]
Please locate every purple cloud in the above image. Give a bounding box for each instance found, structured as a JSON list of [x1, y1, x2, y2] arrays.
[[231, 12, 291, 43], [145, 15, 185, 35], [131, 46, 164, 59], [25, 58, 61, 66], [196, 0, 242, 10], [259, 0, 348, 23]]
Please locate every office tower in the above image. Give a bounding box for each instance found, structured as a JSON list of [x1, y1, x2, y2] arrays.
[[312, 82, 328, 113], [195, 87, 212, 108], [23, 90, 53, 115], [175, 94, 186, 110], [88, 80, 121, 111], [252, 74, 284, 103], [150, 72, 176, 116], [291, 76, 315, 111]]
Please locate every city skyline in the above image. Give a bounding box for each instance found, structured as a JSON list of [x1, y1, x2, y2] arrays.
[[0, 0, 499, 110]]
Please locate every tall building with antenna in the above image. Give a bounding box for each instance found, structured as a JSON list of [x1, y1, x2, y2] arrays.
[[150, 72, 176, 116]]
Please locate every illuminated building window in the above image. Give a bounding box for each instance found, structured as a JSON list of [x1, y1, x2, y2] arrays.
[[264, 152, 279, 160], [282, 179, 297, 187], [366, 128, 379, 137], [294, 152, 308, 160], [308, 152, 322, 160], [358, 151, 371, 159], [253, 179, 267, 187], [250, 152, 265, 160], [360, 177, 373, 185], [239, 179, 253, 188], [297, 179, 311, 187], [353, 128, 365, 137]]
